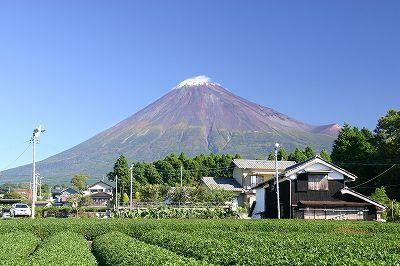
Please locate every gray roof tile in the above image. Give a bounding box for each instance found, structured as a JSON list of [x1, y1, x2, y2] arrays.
[[233, 159, 295, 170], [201, 177, 243, 192]]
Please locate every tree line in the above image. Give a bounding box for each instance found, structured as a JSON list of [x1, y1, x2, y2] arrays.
[[330, 109, 400, 200]]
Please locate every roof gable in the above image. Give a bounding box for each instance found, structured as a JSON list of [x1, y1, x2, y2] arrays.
[[341, 187, 387, 210], [87, 180, 114, 189], [281, 156, 358, 181]]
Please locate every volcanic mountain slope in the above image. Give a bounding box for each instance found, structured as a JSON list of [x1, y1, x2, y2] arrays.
[[2, 76, 339, 184]]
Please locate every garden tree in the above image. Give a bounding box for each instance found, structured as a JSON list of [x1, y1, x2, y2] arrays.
[[304, 146, 316, 159], [134, 191, 141, 201], [267, 153, 274, 160], [108, 155, 131, 197], [66, 194, 82, 208], [71, 174, 88, 191], [370, 186, 391, 206], [146, 164, 163, 184], [288, 148, 307, 163], [206, 189, 235, 205], [370, 186, 399, 221], [374, 109, 400, 159], [79, 195, 94, 207], [3, 191, 23, 199], [319, 149, 332, 162], [122, 193, 129, 205], [167, 187, 191, 204], [277, 148, 289, 160], [331, 124, 377, 163], [140, 184, 169, 202]]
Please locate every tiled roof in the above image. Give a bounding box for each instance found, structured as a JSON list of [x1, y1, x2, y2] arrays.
[[201, 177, 243, 192], [233, 159, 296, 170]]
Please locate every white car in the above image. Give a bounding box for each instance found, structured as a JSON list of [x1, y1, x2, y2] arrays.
[[10, 204, 31, 217]]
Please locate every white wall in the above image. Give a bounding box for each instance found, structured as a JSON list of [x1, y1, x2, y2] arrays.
[[252, 187, 265, 219], [304, 163, 344, 180]]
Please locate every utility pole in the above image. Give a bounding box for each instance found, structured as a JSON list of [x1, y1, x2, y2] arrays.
[[274, 143, 281, 219], [115, 175, 118, 213], [180, 165, 183, 187], [36, 173, 42, 198], [130, 164, 134, 211], [30, 125, 45, 219]]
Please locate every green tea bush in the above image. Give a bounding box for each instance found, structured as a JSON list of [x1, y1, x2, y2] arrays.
[[0, 231, 39, 266], [92, 232, 211, 266], [119, 207, 238, 219], [30, 231, 97, 266]]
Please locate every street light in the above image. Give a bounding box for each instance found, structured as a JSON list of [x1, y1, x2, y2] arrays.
[[274, 143, 281, 219]]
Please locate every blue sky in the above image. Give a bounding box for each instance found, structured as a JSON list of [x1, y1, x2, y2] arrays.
[[0, 1, 399, 171]]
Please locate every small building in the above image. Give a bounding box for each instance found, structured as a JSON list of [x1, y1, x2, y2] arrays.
[[59, 188, 80, 203], [252, 155, 386, 221], [84, 180, 114, 207], [83, 181, 114, 196], [13, 189, 32, 200], [52, 187, 80, 205]]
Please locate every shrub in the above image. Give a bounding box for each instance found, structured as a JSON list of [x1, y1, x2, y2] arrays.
[[0, 231, 39, 265], [30, 231, 97, 266], [92, 232, 210, 265]]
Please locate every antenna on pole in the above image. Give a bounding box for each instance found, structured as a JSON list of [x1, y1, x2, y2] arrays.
[[31, 125, 45, 219]]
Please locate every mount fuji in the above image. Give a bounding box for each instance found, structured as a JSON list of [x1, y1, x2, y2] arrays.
[[2, 76, 339, 183]]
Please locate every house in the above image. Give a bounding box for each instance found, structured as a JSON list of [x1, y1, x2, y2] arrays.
[[84, 181, 114, 207], [83, 181, 114, 196], [200, 159, 296, 210], [252, 155, 387, 221], [14, 189, 32, 200], [57, 188, 80, 204]]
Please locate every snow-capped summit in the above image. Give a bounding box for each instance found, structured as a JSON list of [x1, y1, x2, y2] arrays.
[[175, 75, 212, 89]]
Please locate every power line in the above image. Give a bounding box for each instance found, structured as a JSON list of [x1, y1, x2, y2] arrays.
[[0, 143, 31, 173], [351, 164, 398, 189]]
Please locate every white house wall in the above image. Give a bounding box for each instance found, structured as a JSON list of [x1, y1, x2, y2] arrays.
[[252, 187, 265, 219], [304, 163, 344, 180]]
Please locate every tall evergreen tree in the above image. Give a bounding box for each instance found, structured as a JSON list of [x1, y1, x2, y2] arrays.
[[288, 148, 307, 163], [108, 155, 131, 197]]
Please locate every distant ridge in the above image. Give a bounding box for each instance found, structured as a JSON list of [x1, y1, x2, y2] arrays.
[[2, 76, 339, 184]]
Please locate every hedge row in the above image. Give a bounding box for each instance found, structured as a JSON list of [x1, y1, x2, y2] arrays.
[[119, 207, 238, 219], [1, 219, 400, 240], [0, 231, 39, 266], [30, 232, 97, 266], [92, 232, 211, 266], [136, 229, 400, 265]]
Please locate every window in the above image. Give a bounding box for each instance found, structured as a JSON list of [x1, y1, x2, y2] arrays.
[[250, 176, 256, 187], [296, 173, 308, 192], [308, 174, 329, 191]]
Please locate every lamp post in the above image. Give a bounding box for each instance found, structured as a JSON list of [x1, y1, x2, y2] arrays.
[[274, 143, 281, 219], [130, 164, 134, 211]]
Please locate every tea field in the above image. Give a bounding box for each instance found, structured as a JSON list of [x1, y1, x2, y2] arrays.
[[0, 219, 399, 265]]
